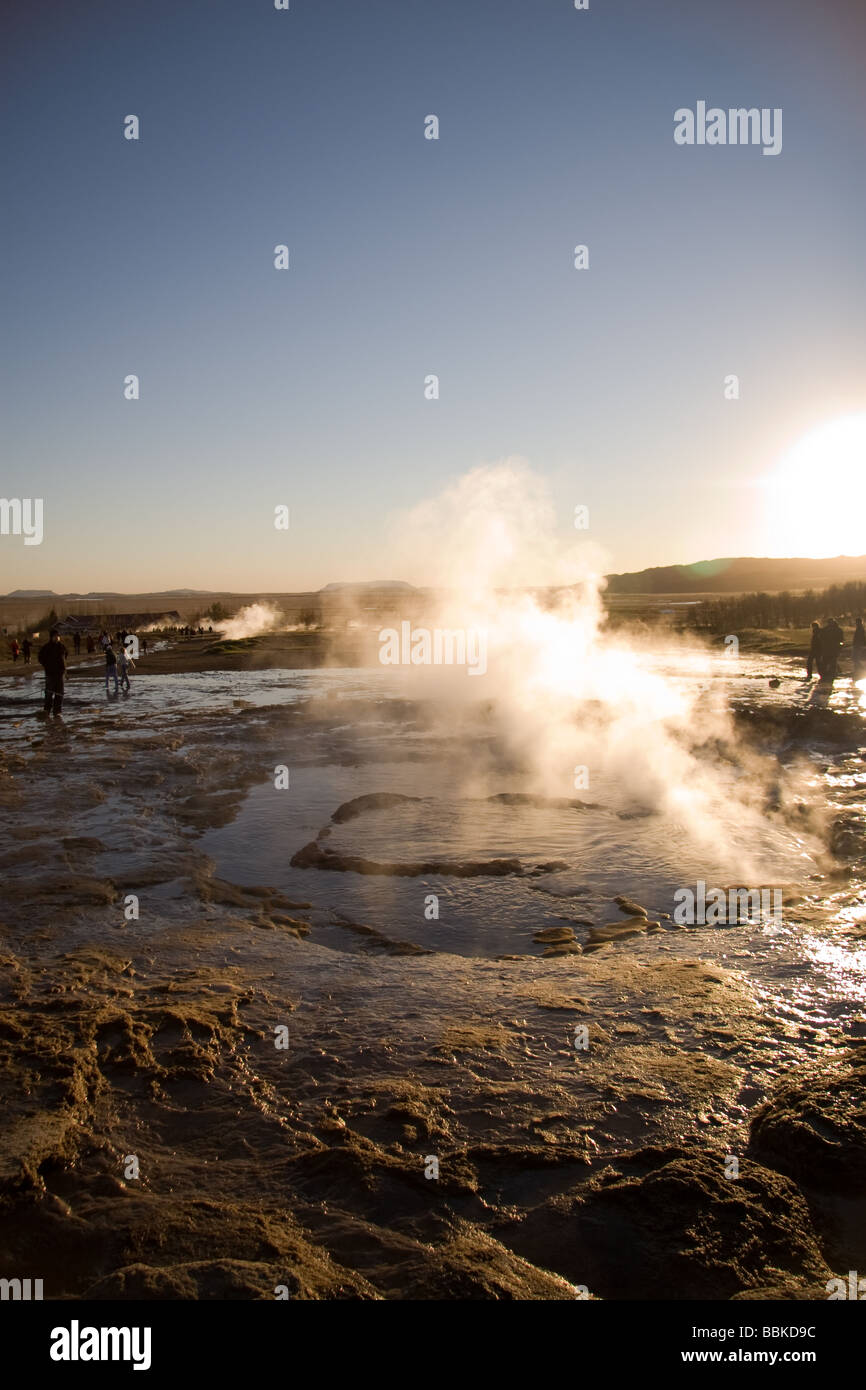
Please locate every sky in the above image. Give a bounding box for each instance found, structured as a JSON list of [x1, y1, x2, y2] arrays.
[[1, 0, 865, 593]]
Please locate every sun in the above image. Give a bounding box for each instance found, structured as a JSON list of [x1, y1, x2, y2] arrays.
[[766, 413, 866, 558]]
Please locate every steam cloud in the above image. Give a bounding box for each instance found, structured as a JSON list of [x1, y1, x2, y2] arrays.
[[385, 460, 815, 876], [219, 602, 283, 639]]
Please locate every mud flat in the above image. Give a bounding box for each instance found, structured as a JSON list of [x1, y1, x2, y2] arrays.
[[1, 672, 865, 1299]]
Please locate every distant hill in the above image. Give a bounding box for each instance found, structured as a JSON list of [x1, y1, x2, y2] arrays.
[[605, 555, 866, 595], [319, 580, 417, 593], [5, 589, 57, 598]]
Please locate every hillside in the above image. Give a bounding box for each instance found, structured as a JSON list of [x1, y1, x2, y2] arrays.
[[605, 555, 866, 595]]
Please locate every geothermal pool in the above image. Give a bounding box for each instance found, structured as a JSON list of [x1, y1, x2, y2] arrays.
[[6, 649, 862, 1040], [2, 647, 866, 1300]]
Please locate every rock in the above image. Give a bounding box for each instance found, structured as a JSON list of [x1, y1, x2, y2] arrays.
[[331, 793, 424, 823], [731, 1281, 831, 1300], [533, 927, 576, 944], [83, 1255, 375, 1301], [748, 1049, 866, 1194], [542, 944, 583, 957], [269, 914, 311, 935], [497, 1141, 830, 1300], [485, 793, 599, 812], [829, 813, 865, 860], [528, 860, 570, 875], [290, 841, 529, 877], [588, 918, 654, 943], [614, 895, 648, 918]]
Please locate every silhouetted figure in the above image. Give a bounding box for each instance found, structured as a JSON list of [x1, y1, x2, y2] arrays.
[[141, 637, 148, 656], [820, 618, 844, 683], [10, 639, 19, 663], [105, 644, 119, 695], [853, 618, 866, 680], [86, 634, 95, 653], [806, 622, 821, 679], [38, 628, 67, 715], [118, 646, 134, 691], [22, 638, 31, 664], [73, 632, 81, 654]]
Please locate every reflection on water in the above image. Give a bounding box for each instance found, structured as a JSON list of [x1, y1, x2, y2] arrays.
[[3, 652, 865, 1051]]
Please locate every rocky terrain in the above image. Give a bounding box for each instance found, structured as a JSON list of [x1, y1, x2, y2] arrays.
[[1, 673, 864, 1300]]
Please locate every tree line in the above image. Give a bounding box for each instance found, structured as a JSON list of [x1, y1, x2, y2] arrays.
[[686, 581, 866, 633]]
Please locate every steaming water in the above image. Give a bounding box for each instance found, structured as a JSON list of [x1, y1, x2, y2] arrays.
[[186, 658, 863, 1055], [2, 653, 865, 1055]]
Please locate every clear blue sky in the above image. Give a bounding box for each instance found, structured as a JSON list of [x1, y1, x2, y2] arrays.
[[2, 0, 864, 592]]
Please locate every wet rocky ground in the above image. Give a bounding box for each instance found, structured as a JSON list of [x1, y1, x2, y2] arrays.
[[1, 664, 865, 1300]]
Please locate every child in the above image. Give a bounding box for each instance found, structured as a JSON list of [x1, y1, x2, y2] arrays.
[[105, 644, 119, 695], [118, 644, 135, 691]]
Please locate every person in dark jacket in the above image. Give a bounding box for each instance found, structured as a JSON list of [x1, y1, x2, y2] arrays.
[[22, 637, 31, 664], [853, 617, 866, 679], [806, 621, 821, 679], [38, 628, 67, 715], [105, 643, 119, 695]]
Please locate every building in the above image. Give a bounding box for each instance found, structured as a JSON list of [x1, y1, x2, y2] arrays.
[[55, 611, 181, 635]]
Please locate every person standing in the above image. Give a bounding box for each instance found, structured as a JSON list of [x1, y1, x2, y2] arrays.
[[105, 643, 119, 695], [73, 631, 81, 655], [853, 617, 866, 679], [117, 644, 134, 692], [38, 628, 67, 715], [22, 637, 31, 664]]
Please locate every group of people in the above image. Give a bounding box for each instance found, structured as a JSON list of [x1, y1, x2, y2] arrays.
[[8, 629, 149, 661], [806, 616, 866, 683], [98, 630, 136, 695], [32, 627, 146, 716], [7, 637, 32, 664]]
